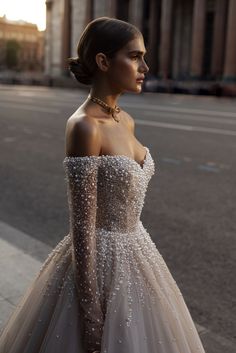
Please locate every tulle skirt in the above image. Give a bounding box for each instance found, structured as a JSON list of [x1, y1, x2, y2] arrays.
[[0, 221, 205, 353]]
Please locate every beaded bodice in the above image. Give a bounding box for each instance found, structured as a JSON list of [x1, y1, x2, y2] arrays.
[[63, 146, 155, 232], [62, 146, 155, 353], [96, 147, 154, 231]]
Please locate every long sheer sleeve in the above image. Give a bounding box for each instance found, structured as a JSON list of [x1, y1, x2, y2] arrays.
[[63, 156, 104, 353]]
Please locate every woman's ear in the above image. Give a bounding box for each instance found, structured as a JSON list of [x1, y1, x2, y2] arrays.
[[95, 52, 110, 72]]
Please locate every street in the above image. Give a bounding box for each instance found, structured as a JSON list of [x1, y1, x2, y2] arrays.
[[0, 84, 235, 351]]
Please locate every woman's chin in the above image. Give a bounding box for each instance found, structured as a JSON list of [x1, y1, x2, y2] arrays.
[[134, 86, 143, 94], [124, 85, 143, 93]]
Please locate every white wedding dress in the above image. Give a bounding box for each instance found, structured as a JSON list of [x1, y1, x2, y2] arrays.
[[0, 146, 206, 353]]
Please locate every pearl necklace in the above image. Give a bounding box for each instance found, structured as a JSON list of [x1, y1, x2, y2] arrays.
[[89, 94, 121, 122]]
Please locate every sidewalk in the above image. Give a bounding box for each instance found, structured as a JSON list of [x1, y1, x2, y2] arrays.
[[0, 221, 52, 332], [0, 221, 235, 352]]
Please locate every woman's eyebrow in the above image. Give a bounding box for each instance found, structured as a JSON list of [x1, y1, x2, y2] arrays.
[[128, 50, 147, 55]]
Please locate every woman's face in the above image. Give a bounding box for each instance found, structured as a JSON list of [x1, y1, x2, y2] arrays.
[[107, 35, 149, 93]]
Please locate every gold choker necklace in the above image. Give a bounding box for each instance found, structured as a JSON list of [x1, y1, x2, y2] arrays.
[[89, 95, 120, 122]]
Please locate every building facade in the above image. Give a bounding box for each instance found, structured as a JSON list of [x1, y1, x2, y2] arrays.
[[0, 15, 45, 72], [45, 0, 236, 86]]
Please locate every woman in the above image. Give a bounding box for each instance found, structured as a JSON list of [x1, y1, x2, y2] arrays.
[[0, 17, 206, 353]]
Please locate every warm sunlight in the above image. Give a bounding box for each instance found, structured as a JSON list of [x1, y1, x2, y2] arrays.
[[0, 0, 46, 31]]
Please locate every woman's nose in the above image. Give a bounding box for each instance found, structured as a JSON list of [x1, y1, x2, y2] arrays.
[[140, 60, 149, 74], [144, 62, 149, 73]]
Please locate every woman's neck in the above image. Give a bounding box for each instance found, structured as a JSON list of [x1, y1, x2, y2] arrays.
[[89, 80, 121, 108]]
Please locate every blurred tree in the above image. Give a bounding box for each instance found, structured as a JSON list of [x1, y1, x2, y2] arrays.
[[6, 40, 21, 69]]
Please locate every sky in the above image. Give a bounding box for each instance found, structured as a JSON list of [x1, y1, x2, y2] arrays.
[[0, 0, 46, 31]]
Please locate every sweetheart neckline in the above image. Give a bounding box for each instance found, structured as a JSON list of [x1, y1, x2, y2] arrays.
[[63, 146, 150, 171]]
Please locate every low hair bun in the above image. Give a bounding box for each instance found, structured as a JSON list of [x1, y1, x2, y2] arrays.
[[67, 57, 93, 85]]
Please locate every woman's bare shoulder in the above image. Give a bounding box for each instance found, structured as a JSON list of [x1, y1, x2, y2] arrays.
[[121, 110, 135, 134], [65, 113, 101, 157]]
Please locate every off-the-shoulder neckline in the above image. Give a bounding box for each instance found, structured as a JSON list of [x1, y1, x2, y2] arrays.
[[63, 146, 149, 171]]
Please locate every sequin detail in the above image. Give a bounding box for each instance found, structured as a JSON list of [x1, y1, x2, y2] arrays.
[[0, 146, 206, 353], [62, 148, 205, 353], [96, 220, 186, 326], [62, 147, 155, 351]]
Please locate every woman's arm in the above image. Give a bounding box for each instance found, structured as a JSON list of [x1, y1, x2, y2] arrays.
[[64, 117, 104, 353]]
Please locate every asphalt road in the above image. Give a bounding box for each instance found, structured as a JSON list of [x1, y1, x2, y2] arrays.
[[0, 84, 235, 345]]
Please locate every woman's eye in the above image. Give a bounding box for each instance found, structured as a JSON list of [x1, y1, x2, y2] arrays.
[[131, 55, 146, 61]]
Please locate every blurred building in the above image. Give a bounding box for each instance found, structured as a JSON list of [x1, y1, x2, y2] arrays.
[[45, 0, 236, 87], [0, 15, 45, 71]]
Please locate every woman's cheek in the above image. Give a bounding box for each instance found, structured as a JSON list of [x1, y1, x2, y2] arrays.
[[118, 58, 134, 74], [124, 60, 136, 75], [110, 58, 136, 86]]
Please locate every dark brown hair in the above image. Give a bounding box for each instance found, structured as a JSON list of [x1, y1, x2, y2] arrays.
[[68, 17, 142, 85]]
